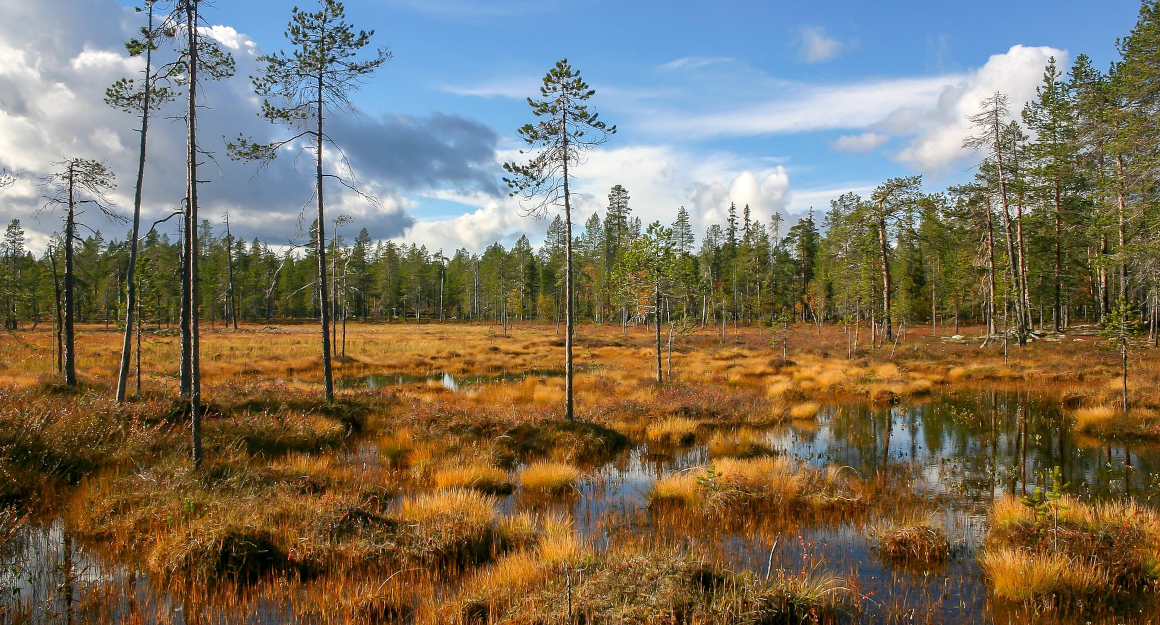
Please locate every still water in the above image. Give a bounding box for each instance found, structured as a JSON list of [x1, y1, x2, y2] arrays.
[[4, 390, 1158, 623]]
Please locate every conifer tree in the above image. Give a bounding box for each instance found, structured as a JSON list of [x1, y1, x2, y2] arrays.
[[230, 0, 390, 402], [504, 59, 615, 422]]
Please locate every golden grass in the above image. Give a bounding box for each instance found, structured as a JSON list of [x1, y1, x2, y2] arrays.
[[518, 461, 582, 495], [1072, 405, 1118, 433], [788, 401, 821, 420], [707, 429, 775, 459], [650, 472, 702, 506], [875, 520, 950, 563], [981, 548, 1107, 601], [432, 464, 513, 495], [397, 488, 496, 527], [984, 494, 1160, 603], [649, 457, 862, 512], [645, 417, 700, 445]]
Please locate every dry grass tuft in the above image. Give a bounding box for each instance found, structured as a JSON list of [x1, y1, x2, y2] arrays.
[[981, 548, 1107, 602], [518, 461, 582, 495], [788, 401, 821, 420], [983, 494, 1160, 603], [645, 417, 700, 445], [1072, 405, 1117, 434], [707, 429, 776, 459], [649, 457, 863, 513], [876, 520, 950, 564], [432, 464, 513, 495]]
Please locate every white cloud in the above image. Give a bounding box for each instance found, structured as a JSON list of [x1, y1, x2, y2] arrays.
[[0, 0, 510, 252], [892, 44, 1067, 173], [661, 56, 734, 71], [442, 77, 542, 99], [401, 144, 800, 252], [798, 26, 846, 63], [830, 132, 889, 153], [644, 74, 960, 138]]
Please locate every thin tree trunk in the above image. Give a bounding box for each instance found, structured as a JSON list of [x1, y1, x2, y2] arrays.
[[655, 278, 662, 384], [187, 0, 203, 465], [1053, 174, 1063, 332], [64, 167, 77, 387], [562, 108, 574, 422], [877, 215, 893, 341], [225, 213, 237, 331], [316, 61, 334, 403], [117, 14, 155, 401]]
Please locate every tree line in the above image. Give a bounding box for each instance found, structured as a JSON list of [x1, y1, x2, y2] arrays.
[[3, 1, 1160, 456]]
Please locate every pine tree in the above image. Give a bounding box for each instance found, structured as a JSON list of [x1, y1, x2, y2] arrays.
[[503, 59, 615, 421], [39, 159, 119, 387], [230, 0, 390, 402]]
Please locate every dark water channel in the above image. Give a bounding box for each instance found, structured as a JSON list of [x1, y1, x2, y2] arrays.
[[4, 390, 1159, 623]]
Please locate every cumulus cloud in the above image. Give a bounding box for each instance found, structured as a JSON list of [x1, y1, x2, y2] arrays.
[[891, 44, 1066, 173], [0, 0, 502, 250], [830, 132, 890, 153], [798, 26, 846, 63], [401, 144, 799, 252]]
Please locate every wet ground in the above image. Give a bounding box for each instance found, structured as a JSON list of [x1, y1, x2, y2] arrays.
[[4, 389, 1159, 623]]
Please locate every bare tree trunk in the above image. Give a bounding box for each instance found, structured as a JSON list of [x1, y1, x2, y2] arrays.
[[186, 0, 203, 466], [655, 282, 662, 384], [316, 64, 334, 403], [877, 215, 893, 341], [64, 166, 77, 387], [116, 3, 155, 402], [225, 213, 237, 331], [562, 110, 575, 421], [1053, 175, 1063, 332]]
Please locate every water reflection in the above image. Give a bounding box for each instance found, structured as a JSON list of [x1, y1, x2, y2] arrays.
[[3, 391, 1157, 623], [339, 369, 566, 391]]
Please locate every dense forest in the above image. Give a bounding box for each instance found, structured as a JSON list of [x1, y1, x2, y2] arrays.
[[3, 7, 1160, 349]]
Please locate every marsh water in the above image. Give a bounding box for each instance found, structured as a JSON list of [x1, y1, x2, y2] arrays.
[[5, 389, 1160, 623]]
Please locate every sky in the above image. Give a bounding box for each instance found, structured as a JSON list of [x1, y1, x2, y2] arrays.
[[0, 0, 1144, 253]]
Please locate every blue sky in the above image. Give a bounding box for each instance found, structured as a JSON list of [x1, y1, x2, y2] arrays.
[[0, 0, 1144, 251]]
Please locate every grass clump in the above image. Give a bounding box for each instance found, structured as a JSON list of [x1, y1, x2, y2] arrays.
[[645, 417, 700, 445], [980, 548, 1107, 602], [432, 464, 513, 495], [500, 420, 629, 464], [396, 488, 508, 565], [875, 520, 950, 564], [983, 492, 1160, 604], [788, 401, 821, 420], [707, 429, 776, 459], [149, 518, 287, 583], [1071, 405, 1117, 434], [435, 545, 856, 624], [649, 457, 864, 512], [518, 461, 582, 495]]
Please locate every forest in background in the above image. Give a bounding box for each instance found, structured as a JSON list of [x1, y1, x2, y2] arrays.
[[2, 5, 1160, 346], [5, 52, 1160, 346]]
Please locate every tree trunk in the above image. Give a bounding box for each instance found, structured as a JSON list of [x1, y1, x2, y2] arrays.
[[562, 109, 574, 422], [877, 214, 893, 342], [64, 166, 77, 387], [655, 279, 662, 384], [1053, 174, 1063, 332], [117, 16, 155, 401], [226, 214, 237, 331], [316, 63, 334, 403], [186, 0, 203, 466]]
